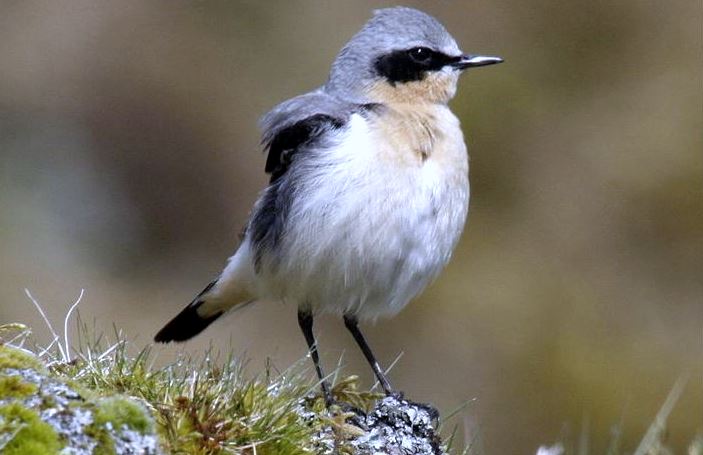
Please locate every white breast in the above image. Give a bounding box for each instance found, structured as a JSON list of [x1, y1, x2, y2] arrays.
[[257, 107, 469, 320]]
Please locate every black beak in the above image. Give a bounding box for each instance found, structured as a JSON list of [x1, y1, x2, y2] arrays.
[[452, 54, 504, 70]]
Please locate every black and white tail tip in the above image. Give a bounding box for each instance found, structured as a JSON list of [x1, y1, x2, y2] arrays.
[[154, 280, 223, 343]]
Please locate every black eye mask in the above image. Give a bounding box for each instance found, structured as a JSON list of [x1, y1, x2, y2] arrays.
[[374, 47, 459, 84]]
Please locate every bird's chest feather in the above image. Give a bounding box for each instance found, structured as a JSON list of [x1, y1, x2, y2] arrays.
[[287, 107, 469, 272], [271, 107, 469, 315], [360, 104, 470, 257], [369, 103, 468, 178]]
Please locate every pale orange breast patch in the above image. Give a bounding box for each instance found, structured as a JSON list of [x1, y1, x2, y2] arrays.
[[366, 102, 467, 181]]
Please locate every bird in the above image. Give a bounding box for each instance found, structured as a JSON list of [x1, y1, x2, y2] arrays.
[[154, 6, 502, 405]]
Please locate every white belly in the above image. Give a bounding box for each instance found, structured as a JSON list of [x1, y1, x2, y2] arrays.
[[257, 110, 469, 320]]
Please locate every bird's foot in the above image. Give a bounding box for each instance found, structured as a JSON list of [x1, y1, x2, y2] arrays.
[[386, 390, 404, 400], [382, 390, 439, 422]]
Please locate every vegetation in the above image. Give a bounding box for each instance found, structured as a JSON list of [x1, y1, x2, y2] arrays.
[[0, 296, 698, 454], [0, 316, 387, 454]]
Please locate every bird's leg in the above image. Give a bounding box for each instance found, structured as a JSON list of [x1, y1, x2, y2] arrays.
[[343, 314, 394, 395], [298, 308, 333, 406]]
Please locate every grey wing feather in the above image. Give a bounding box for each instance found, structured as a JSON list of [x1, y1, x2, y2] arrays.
[[259, 89, 372, 183], [259, 88, 356, 145], [249, 89, 365, 268]]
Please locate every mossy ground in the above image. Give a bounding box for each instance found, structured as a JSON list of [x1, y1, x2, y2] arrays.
[[0, 375, 37, 400], [52, 339, 379, 454], [94, 396, 154, 434], [0, 323, 384, 454], [0, 343, 44, 372], [0, 345, 61, 454], [0, 343, 159, 454], [0, 315, 699, 455], [0, 402, 62, 454]]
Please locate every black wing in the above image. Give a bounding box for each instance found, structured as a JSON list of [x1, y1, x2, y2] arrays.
[[263, 113, 344, 183], [249, 113, 345, 269]]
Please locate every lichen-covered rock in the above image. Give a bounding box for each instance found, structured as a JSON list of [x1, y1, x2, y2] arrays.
[[0, 345, 160, 454], [297, 391, 447, 455], [298, 393, 446, 455], [350, 395, 446, 455]]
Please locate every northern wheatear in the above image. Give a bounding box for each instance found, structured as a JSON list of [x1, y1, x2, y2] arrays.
[[155, 7, 502, 404]]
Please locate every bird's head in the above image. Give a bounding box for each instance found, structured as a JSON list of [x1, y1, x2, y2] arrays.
[[326, 7, 502, 105]]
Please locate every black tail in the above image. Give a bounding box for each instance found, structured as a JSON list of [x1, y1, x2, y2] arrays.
[[154, 280, 223, 343]]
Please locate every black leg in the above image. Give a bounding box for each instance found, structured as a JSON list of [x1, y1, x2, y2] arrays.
[[298, 309, 333, 406], [343, 314, 393, 395]]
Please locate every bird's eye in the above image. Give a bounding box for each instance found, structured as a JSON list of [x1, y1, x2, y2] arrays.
[[408, 47, 432, 63]]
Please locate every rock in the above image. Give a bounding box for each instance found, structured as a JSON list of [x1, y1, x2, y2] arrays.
[[0, 345, 161, 454], [350, 395, 445, 455]]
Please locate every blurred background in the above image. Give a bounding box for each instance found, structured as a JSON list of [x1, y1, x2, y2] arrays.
[[1, 0, 700, 452]]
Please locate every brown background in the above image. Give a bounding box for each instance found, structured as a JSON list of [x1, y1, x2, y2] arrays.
[[1, 1, 701, 453]]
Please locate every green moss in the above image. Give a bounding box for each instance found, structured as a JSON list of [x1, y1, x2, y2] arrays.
[[84, 421, 115, 455], [94, 396, 154, 434], [86, 397, 153, 455], [0, 346, 44, 372], [40, 394, 56, 411], [0, 376, 37, 400], [0, 403, 62, 455]]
